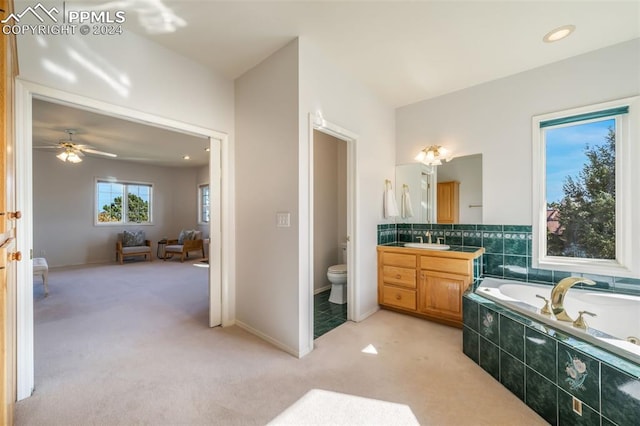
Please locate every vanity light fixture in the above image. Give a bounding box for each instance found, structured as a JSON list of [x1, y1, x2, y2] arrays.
[[414, 145, 452, 166], [543, 24, 575, 43]]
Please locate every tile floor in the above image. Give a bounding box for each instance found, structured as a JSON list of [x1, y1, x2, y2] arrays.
[[314, 290, 347, 338]]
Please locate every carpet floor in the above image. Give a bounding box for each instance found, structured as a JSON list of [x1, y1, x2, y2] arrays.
[[16, 261, 546, 425]]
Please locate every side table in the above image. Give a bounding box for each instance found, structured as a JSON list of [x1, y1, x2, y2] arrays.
[[157, 239, 167, 259]]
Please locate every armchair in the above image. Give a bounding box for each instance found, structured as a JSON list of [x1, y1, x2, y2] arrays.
[[116, 230, 152, 264], [164, 229, 205, 262]]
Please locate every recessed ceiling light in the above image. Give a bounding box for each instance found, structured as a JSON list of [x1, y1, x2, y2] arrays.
[[543, 25, 575, 43], [183, 155, 190, 160]]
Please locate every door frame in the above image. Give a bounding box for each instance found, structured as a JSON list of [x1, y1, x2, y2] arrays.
[[14, 79, 232, 400], [307, 112, 358, 352]]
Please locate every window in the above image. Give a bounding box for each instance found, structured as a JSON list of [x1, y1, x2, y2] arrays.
[[96, 179, 152, 225], [199, 184, 210, 224], [532, 97, 639, 277]]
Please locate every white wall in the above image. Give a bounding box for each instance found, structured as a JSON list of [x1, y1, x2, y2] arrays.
[[235, 39, 300, 354], [313, 130, 347, 293], [18, 30, 233, 132], [437, 154, 482, 224], [33, 150, 199, 267], [396, 39, 640, 225], [299, 37, 396, 341]]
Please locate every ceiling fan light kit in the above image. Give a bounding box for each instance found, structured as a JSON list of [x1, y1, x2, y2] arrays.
[[35, 129, 117, 164]]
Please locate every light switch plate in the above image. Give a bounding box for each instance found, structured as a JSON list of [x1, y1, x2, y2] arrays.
[[276, 212, 290, 227]]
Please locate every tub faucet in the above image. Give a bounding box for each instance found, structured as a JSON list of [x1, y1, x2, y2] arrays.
[[550, 277, 596, 322]]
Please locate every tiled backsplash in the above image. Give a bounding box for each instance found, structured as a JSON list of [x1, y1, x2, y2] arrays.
[[464, 292, 640, 426], [377, 223, 640, 295]]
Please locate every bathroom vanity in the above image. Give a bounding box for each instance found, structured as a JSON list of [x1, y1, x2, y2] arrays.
[[377, 245, 484, 327]]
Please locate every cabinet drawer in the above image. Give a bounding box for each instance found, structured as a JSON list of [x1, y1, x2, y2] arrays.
[[382, 286, 416, 310], [382, 252, 416, 268], [420, 256, 470, 276], [382, 265, 416, 288]]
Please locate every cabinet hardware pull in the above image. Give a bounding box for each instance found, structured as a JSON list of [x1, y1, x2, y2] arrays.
[[395, 294, 401, 300], [9, 251, 22, 261], [8, 211, 22, 219], [395, 274, 401, 279]]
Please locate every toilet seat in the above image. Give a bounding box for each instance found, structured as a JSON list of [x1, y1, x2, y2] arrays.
[[328, 264, 347, 274]]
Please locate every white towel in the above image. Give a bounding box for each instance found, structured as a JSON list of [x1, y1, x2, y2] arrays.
[[384, 188, 399, 218], [401, 186, 414, 219]]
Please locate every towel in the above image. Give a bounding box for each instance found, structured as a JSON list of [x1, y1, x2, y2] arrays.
[[401, 186, 414, 219], [384, 187, 399, 218]]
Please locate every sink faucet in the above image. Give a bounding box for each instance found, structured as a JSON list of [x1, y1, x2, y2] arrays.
[[416, 236, 423, 243], [425, 231, 432, 244], [550, 277, 596, 322]]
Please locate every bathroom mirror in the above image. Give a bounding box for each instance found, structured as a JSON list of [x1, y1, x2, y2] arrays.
[[395, 154, 482, 224]]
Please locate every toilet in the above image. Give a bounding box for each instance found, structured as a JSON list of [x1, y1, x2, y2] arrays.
[[327, 243, 348, 304]]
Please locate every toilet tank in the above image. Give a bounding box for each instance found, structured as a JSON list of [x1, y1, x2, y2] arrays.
[[341, 242, 348, 264]]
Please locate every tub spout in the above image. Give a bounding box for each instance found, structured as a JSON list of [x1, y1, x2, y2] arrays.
[[550, 277, 596, 322]]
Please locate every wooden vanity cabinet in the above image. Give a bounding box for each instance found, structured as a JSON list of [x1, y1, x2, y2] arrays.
[[377, 246, 482, 328], [378, 251, 417, 310]]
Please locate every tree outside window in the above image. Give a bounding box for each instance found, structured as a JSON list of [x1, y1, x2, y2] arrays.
[[97, 180, 152, 224]]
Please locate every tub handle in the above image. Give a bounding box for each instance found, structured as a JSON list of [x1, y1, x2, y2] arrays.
[[573, 310, 597, 330], [535, 294, 552, 316]]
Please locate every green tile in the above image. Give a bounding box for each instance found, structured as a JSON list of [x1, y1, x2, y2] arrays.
[[431, 224, 453, 230], [601, 364, 640, 426], [558, 389, 600, 426], [503, 225, 532, 232], [525, 368, 558, 425], [445, 230, 462, 245], [503, 255, 528, 280], [553, 270, 572, 282], [479, 306, 499, 345], [557, 343, 600, 411], [482, 232, 504, 254], [601, 417, 616, 426], [500, 315, 525, 361], [525, 327, 557, 383], [463, 326, 479, 363], [483, 254, 505, 277], [463, 231, 482, 247], [500, 350, 525, 401], [479, 337, 500, 380], [504, 233, 528, 255], [454, 224, 477, 230], [463, 296, 479, 331], [478, 225, 503, 231]]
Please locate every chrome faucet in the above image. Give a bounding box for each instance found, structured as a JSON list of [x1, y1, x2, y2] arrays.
[[550, 277, 596, 322], [425, 231, 432, 244]]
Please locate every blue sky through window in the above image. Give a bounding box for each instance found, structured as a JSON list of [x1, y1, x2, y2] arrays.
[[545, 118, 614, 203]]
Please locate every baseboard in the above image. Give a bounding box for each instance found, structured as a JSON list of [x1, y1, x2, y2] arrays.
[[354, 306, 380, 322], [234, 320, 300, 358], [314, 285, 331, 295]]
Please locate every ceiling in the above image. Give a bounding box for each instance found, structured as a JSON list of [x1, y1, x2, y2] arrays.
[[32, 98, 210, 167], [32, 1, 640, 165]]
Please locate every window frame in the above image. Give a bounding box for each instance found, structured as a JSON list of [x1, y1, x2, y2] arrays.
[[198, 183, 210, 225], [532, 96, 639, 278], [95, 178, 154, 226]]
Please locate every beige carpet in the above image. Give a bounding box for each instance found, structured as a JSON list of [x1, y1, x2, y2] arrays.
[[16, 260, 546, 425]]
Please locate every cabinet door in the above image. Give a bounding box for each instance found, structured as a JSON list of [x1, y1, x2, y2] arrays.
[[418, 270, 470, 321]]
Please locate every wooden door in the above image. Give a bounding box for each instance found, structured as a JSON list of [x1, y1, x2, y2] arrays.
[[1, 0, 19, 423], [437, 181, 459, 224]]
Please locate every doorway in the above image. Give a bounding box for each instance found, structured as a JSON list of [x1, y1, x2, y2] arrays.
[[312, 130, 347, 338], [14, 80, 229, 400], [308, 114, 358, 348]]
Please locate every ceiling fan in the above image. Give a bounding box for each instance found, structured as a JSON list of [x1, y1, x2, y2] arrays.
[[34, 129, 117, 163]]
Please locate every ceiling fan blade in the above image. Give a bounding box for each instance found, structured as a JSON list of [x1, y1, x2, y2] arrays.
[[33, 145, 61, 149], [81, 148, 117, 158]]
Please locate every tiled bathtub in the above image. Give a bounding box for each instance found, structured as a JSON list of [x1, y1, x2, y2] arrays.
[[463, 292, 640, 425]]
